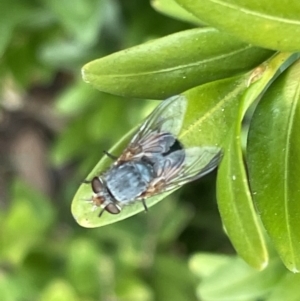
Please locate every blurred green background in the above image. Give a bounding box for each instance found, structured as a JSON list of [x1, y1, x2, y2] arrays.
[[0, 1, 233, 300]]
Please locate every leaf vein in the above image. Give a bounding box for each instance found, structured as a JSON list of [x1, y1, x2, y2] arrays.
[[91, 45, 253, 78], [284, 79, 300, 264], [206, 0, 300, 25]]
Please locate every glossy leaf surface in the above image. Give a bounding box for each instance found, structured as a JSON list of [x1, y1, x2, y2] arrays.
[[175, 0, 300, 51], [247, 59, 300, 272], [82, 28, 273, 99], [217, 53, 296, 269], [189, 253, 232, 279], [217, 124, 268, 270]]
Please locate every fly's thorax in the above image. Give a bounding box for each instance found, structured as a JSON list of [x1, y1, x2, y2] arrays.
[[105, 161, 155, 203]]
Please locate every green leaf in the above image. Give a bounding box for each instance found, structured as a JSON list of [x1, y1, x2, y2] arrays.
[[217, 53, 296, 270], [153, 254, 196, 301], [0, 20, 13, 57], [153, 198, 192, 245], [41, 280, 80, 301], [82, 27, 273, 99], [175, 0, 300, 52], [0, 0, 33, 56], [189, 253, 232, 279], [51, 94, 129, 166], [116, 274, 153, 301], [66, 239, 101, 297], [267, 272, 300, 301], [0, 273, 36, 301], [72, 76, 249, 228], [198, 256, 285, 301], [42, 0, 105, 46], [54, 80, 97, 116], [0, 180, 54, 264], [217, 125, 269, 270], [247, 59, 300, 272], [151, 0, 204, 25]]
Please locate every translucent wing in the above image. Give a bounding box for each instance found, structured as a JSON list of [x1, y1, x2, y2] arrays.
[[169, 146, 222, 186], [118, 95, 187, 161], [165, 146, 222, 190], [136, 94, 187, 138], [141, 146, 222, 197]]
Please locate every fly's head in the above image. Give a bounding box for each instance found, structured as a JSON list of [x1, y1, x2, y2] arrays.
[[91, 177, 121, 216]]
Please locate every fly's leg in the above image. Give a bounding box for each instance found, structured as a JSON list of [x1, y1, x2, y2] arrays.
[[82, 179, 91, 184], [141, 199, 148, 212], [98, 207, 106, 217], [103, 150, 118, 160]]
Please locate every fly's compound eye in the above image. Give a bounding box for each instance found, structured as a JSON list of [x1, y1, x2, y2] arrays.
[[105, 203, 121, 214], [91, 177, 103, 193]]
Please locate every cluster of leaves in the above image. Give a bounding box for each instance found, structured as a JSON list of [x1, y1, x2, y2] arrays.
[[72, 0, 300, 300], [1, 0, 300, 301], [0, 1, 216, 301]]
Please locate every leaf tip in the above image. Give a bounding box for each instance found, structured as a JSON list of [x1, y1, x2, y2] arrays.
[[258, 257, 269, 271], [81, 66, 90, 84], [71, 210, 95, 229], [286, 263, 300, 274]]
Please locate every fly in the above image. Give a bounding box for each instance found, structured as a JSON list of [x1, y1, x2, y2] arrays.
[[84, 95, 221, 217]]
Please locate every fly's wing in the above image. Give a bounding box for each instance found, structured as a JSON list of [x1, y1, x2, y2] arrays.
[[118, 95, 187, 161], [177, 146, 222, 184], [137, 94, 187, 138], [153, 146, 222, 193]]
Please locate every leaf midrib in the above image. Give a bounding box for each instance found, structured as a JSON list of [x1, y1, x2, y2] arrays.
[[284, 78, 300, 268], [180, 78, 246, 140], [206, 0, 300, 25], [85, 45, 253, 78]]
